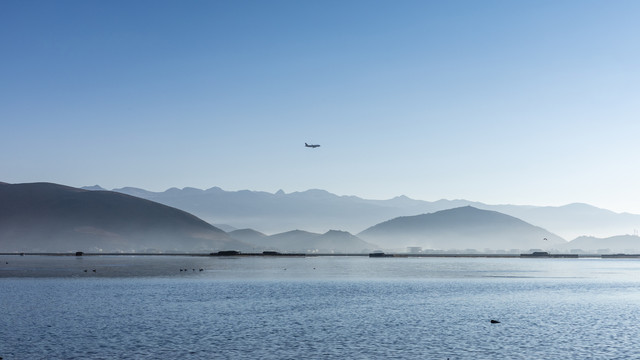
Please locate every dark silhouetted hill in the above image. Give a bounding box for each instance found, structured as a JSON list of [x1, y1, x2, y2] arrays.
[[358, 206, 566, 251], [0, 182, 247, 253]]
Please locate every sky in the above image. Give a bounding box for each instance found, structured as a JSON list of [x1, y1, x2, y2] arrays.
[[2, 0, 640, 213]]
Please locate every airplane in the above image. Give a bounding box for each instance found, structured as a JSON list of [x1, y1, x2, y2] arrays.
[[305, 143, 320, 148]]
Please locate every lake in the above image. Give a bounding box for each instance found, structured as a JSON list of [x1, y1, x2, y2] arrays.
[[2, 255, 640, 359]]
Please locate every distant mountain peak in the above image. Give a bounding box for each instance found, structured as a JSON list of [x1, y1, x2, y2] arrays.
[[325, 229, 349, 235], [295, 189, 333, 197], [204, 186, 224, 194], [82, 185, 107, 191], [322, 230, 358, 239], [279, 229, 318, 236]]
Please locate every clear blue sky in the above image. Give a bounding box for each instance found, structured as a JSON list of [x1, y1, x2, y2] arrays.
[[2, 0, 639, 213]]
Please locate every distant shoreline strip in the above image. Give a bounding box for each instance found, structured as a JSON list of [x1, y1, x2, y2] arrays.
[[0, 252, 637, 258]]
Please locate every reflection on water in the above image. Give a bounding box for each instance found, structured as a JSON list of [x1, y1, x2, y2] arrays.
[[2, 256, 640, 359]]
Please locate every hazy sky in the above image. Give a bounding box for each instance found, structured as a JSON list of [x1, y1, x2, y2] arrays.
[[2, 0, 639, 213]]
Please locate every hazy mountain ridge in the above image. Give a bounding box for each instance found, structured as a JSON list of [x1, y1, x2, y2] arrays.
[[562, 235, 640, 253], [3, 182, 638, 254], [229, 229, 376, 253], [493, 203, 640, 240], [0, 182, 247, 253], [358, 206, 565, 252], [110, 186, 402, 235], [96, 185, 640, 239]]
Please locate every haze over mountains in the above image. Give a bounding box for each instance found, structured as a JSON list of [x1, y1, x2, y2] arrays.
[[229, 229, 377, 253], [94, 185, 640, 240], [564, 235, 640, 254], [2, 181, 640, 254]]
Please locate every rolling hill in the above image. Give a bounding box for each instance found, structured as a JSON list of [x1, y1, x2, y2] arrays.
[[0, 182, 246, 253], [229, 229, 376, 253], [562, 235, 640, 253], [357, 206, 566, 252]]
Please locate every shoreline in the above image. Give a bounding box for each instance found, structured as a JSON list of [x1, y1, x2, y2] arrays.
[[0, 252, 635, 258]]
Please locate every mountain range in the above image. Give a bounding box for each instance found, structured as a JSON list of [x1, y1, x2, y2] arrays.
[[2, 181, 640, 254], [91, 185, 640, 240]]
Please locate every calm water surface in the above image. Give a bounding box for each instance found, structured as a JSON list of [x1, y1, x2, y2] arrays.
[[1, 256, 640, 359]]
